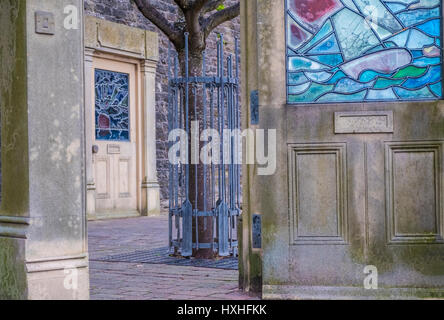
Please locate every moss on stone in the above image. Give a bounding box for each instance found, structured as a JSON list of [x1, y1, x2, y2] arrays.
[[0, 0, 29, 216]]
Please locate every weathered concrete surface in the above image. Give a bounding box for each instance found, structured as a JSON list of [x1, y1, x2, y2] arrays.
[[0, 0, 89, 299], [89, 216, 258, 300]]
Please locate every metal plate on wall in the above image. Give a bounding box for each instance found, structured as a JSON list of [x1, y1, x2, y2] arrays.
[[35, 11, 55, 35], [253, 214, 262, 249], [335, 111, 394, 134]]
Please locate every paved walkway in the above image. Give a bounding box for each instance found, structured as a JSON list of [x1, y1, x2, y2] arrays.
[[88, 216, 256, 300]]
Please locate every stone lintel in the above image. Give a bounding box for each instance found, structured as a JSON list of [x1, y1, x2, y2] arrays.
[[84, 16, 159, 61]]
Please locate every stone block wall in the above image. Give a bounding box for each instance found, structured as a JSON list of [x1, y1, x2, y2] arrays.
[[84, 0, 241, 207]]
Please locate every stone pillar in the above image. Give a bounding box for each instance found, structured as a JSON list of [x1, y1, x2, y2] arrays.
[[238, 0, 263, 295], [0, 0, 89, 299], [141, 59, 161, 216], [84, 48, 96, 217]]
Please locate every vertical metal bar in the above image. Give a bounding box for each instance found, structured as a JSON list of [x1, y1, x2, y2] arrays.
[[185, 33, 190, 202], [182, 33, 192, 257], [217, 38, 222, 202], [235, 37, 241, 210], [227, 54, 234, 251], [193, 84, 199, 250], [167, 43, 173, 250], [228, 55, 234, 211], [174, 54, 180, 249], [202, 50, 208, 232], [210, 86, 215, 209], [219, 35, 223, 208], [220, 35, 226, 209]]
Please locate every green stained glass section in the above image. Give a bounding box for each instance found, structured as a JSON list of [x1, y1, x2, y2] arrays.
[[374, 78, 405, 89], [286, 0, 443, 103], [392, 66, 428, 79]]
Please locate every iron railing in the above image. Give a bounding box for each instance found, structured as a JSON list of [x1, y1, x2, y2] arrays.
[[168, 33, 241, 257]]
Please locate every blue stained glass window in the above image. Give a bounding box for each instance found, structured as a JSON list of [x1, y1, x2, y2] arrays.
[[286, 0, 443, 104], [95, 69, 130, 141]]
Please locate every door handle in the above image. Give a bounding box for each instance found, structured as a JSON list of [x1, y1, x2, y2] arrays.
[[92, 145, 99, 154]]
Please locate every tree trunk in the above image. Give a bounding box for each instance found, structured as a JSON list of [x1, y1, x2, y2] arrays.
[[179, 50, 214, 259]]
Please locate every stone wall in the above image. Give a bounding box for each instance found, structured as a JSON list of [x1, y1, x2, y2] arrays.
[[84, 0, 241, 207]]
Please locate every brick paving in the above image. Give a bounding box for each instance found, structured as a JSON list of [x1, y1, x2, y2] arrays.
[[88, 216, 257, 300]]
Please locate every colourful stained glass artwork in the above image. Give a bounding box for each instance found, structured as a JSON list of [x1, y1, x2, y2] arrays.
[[286, 0, 443, 103], [95, 69, 130, 141]]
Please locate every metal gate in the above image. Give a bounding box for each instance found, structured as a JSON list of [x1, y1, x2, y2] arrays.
[[168, 33, 241, 257]]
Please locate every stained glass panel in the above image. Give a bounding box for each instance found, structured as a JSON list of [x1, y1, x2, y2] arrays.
[[95, 69, 130, 141], [286, 0, 443, 103]]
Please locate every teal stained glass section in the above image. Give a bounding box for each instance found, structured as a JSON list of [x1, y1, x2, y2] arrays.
[[286, 0, 443, 103], [95, 69, 130, 141]]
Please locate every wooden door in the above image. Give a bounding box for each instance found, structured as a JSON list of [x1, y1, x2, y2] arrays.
[[92, 57, 138, 215]]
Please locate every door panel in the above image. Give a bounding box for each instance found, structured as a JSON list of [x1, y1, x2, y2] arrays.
[[92, 57, 138, 214], [118, 157, 131, 197], [95, 156, 111, 201], [387, 143, 441, 242], [289, 143, 347, 244]]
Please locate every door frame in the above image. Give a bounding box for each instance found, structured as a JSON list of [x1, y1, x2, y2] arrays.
[[84, 17, 161, 220], [91, 53, 142, 217], [86, 51, 143, 219]]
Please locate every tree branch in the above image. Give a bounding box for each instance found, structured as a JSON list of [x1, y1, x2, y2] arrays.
[[203, 2, 240, 38], [191, 0, 209, 12], [132, 0, 184, 47]]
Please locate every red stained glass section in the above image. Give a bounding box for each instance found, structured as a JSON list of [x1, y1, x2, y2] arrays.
[[290, 0, 343, 30], [98, 114, 110, 129], [291, 24, 307, 41]]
